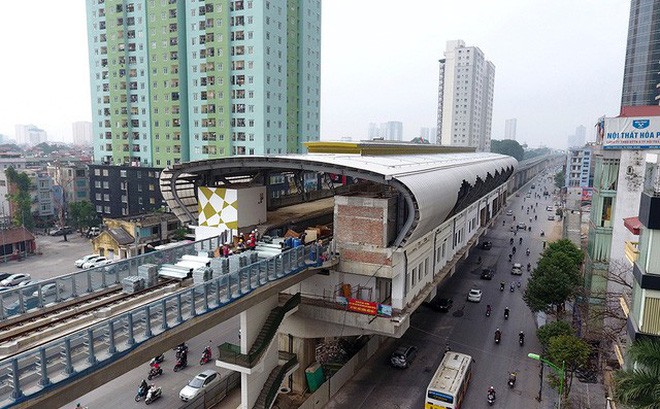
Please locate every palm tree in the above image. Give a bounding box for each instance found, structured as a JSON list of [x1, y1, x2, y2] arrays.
[[613, 339, 660, 409]]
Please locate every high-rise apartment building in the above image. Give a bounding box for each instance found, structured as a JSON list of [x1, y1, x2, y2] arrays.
[[72, 121, 93, 146], [86, 0, 321, 167], [567, 125, 587, 148], [14, 124, 47, 146], [504, 118, 516, 140], [437, 40, 495, 152], [621, 0, 660, 106], [381, 121, 403, 141]]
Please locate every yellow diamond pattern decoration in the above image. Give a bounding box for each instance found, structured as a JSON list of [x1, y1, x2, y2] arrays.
[[197, 187, 238, 229]]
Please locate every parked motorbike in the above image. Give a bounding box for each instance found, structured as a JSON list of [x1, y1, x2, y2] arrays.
[[147, 366, 163, 381], [486, 305, 491, 317], [145, 386, 162, 405], [200, 346, 213, 365]]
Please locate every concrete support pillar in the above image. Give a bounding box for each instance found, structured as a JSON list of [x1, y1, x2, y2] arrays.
[[87, 328, 97, 365], [238, 295, 279, 409], [108, 320, 116, 354], [10, 358, 23, 400], [126, 314, 135, 346], [63, 338, 74, 375], [278, 334, 317, 394], [176, 293, 183, 323], [190, 288, 197, 317]]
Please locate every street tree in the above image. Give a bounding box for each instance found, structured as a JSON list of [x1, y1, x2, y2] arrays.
[[614, 338, 660, 409], [537, 320, 574, 351], [524, 270, 577, 315], [543, 239, 584, 267], [69, 201, 99, 234], [5, 167, 35, 231], [554, 169, 566, 188], [547, 335, 591, 398], [490, 139, 524, 161]]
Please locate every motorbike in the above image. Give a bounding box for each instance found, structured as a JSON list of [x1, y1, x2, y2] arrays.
[[173, 356, 188, 372], [200, 346, 212, 365], [487, 392, 496, 405], [540, 230, 545, 237], [147, 365, 163, 381], [504, 310, 510, 320], [519, 333, 525, 346], [519, 237, 523, 245], [508, 254, 512, 262], [145, 386, 162, 405], [149, 353, 164, 367], [508, 373, 517, 388], [510, 283, 515, 292], [512, 247, 517, 254], [500, 282, 505, 291], [486, 306, 491, 317], [527, 263, 531, 272], [526, 249, 530, 256], [494, 331, 501, 344], [174, 343, 189, 359], [135, 384, 148, 402], [535, 215, 538, 220], [509, 238, 514, 245]]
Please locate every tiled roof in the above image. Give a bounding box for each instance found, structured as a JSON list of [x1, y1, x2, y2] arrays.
[[0, 227, 35, 246], [108, 227, 135, 245]]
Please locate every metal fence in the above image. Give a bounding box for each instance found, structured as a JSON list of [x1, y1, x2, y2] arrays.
[[0, 242, 310, 408], [0, 237, 224, 321]]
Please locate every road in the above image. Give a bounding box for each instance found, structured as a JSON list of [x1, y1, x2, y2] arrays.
[[61, 316, 241, 409], [325, 174, 563, 408]]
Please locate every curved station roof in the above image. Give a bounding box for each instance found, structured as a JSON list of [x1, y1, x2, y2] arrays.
[[160, 142, 517, 248]]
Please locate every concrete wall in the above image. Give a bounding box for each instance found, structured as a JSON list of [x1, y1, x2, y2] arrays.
[[236, 186, 268, 227]]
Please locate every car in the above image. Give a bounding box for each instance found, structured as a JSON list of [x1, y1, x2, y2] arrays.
[[506, 210, 514, 216], [82, 257, 112, 269], [75, 254, 101, 268], [480, 241, 493, 250], [179, 370, 221, 401], [480, 269, 494, 280], [17, 280, 39, 288], [50, 227, 73, 236], [511, 263, 523, 275], [546, 206, 553, 211], [0, 273, 11, 282], [390, 345, 418, 368], [32, 283, 62, 297], [86, 227, 101, 238], [0, 273, 32, 287], [467, 288, 482, 302], [547, 215, 555, 221], [424, 297, 453, 312], [516, 222, 527, 230]]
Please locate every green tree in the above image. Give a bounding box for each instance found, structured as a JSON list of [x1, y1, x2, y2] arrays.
[[614, 339, 660, 409], [68, 201, 99, 233], [547, 335, 591, 398], [544, 239, 584, 267], [537, 320, 574, 351], [172, 228, 188, 241], [524, 252, 581, 315], [555, 169, 566, 188], [5, 167, 35, 230], [490, 139, 524, 161]]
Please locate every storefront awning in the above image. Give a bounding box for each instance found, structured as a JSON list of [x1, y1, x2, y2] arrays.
[[623, 217, 641, 235]]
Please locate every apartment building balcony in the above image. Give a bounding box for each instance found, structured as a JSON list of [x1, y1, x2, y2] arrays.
[[624, 241, 639, 265]]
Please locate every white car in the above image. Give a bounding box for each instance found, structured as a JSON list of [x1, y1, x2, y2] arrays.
[[32, 283, 62, 297], [511, 263, 523, 275], [82, 257, 112, 269], [180, 370, 220, 402], [467, 288, 482, 303], [0, 273, 32, 287], [75, 254, 100, 268]]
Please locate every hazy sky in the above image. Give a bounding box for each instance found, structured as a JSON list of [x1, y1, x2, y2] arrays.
[[0, 0, 630, 148]]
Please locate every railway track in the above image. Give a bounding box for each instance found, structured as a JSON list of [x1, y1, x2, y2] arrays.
[[0, 279, 180, 357]]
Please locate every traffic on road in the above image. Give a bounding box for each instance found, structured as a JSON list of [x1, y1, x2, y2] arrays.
[[325, 171, 562, 408]]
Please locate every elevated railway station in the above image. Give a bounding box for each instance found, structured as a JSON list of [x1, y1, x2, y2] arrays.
[[0, 142, 563, 408]]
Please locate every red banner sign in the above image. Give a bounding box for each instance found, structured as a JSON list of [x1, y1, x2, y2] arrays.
[[347, 298, 378, 316]]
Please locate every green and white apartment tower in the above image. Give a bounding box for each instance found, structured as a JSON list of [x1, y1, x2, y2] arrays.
[[86, 0, 321, 167]]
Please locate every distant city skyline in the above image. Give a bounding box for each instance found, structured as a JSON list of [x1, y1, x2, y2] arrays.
[[0, 1, 632, 149]]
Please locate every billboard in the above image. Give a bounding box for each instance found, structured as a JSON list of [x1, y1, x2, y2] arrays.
[[603, 116, 660, 149]]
